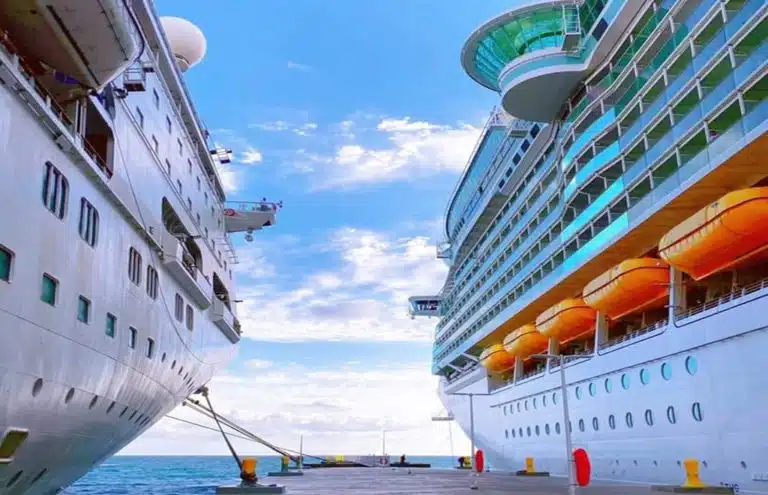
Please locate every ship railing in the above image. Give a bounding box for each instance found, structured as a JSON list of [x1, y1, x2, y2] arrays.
[[226, 200, 281, 213], [0, 31, 112, 178], [675, 277, 768, 322], [598, 318, 668, 351]]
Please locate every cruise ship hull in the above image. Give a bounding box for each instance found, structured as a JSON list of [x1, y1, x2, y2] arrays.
[[440, 292, 768, 494]]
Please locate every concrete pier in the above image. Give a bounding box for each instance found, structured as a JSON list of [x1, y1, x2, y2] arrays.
[[266, 467, 670, 494]]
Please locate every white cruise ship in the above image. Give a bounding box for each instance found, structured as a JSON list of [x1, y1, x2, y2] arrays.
[[0, 2, 277, 493], [411, 0, 767, 492]]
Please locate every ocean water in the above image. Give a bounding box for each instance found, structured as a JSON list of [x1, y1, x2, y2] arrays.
[[64, 456, 458, 494]]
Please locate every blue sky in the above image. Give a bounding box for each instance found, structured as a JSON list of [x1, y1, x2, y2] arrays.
[[126, 0, 511, 456]]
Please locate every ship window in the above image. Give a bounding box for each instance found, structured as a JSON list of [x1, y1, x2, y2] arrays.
[[77, 296, 90, 323], [589, 383, 597, 397], [135, 106, 144, 128], [196, 213, 201, 224], [535, 425, 540, 436], [42, 162, 69, 219], [542, 394, 547, 407], [174, 294, 183, 322], [152, 135, 159, 154], [177, 180, 183, 194], [166, 159, 172, 176], [553, 392, 558, 405], [146, 266, 159, 300], [6, 470, 22, 488], [524, 400, 528, 410], [146, 338, 155, 359], [187, 197, 192, 210], [592, 417, 599, 431], [0, 245, 13, 282], [129, 327, 137, 349], [511, 429, 515, 438], [78, 198, 99, 247], [645, 409, 654, 426], [533, 397, 537, 409], [120, 406, 128, 417], [685, 356, 698, 375], [41, 273, 58, 306], [640, 368, 650, 385], [186, 304, 194, 331], [105, 313, 117, 338], [621, 373, 630, 389], [692, 402, 703, 422], [661, 363, 671, 380], [503, 405, 507, 416], [626, 412, 634, 428], [667, 406, 676, 424], [608, 414, 616, 430], [0, 429, 28, 462], [179, 139, 184, 157], [578, 419, 585, 432], [526, 426, 531, 437], [545, 424, 550, 435], [128, 248, 142, 286], [153, 88, 160, 109], [555, 422, 561, 435], [166, 116, 172, 133], [575, 387, 582, 400], [605, 378, 613, 393]]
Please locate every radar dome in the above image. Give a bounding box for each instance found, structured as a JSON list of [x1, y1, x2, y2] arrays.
[[160, 17, 207, 72]]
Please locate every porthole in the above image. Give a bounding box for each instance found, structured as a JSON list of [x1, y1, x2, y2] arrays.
[[129, 411, 137, 421], [741, 461, 747, 469], [608, 414, 616, 430], [542, 394, 547, 407], [568, 421, 572, 433], [64, 388, 75, 404], [626, 412, 634, 428], [692, 402, 703, 422], [621, 374, 630, 389], [89, 396, 98, 409], [604, 378, 613, 393], [518, 428, 523, 437], [640, 368, 650, 385], [535, 425, 540, 436], [503, 405, 507, 416], [667, 406, 676, 424], [517, 403, 521, 412], [30, 468, 47, 485], [505, 429, 509, 439], [120, 406, 128, 418], [589, 382, 596, 397], [6, 470, 22, 488], [592, 417, 599, 431], [533, 397, 537, 409], [685, 356, 698, 375], [645, 409, 654, 426], [575, 387, 582, 400], [545, 424, 551, 435], [526, 426, 531, 437], [524, 400, 529, 411], [511, 429, 516, 438], [32, 378, 43, 397], [161, 352, 167, 363], [653, 460, 658, 466], [171, 360, 176, 369], [661, 363, 671, 380], [107, 401, 116, 414], [555, 422, 561, 434], [509, 405, 514, 415], [578, 419, 585, 432]]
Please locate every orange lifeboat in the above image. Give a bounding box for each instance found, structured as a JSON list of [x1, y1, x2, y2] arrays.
[[479, 344, 516, 374], [583, 258, 669, 320], [658, 188, 768, 280], [536, 298, 597, 344], [503, 324, 548, 359]]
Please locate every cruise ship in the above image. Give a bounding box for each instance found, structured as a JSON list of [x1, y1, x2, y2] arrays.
[[411, 0, 767, 491], [0, 1, 276, 493]]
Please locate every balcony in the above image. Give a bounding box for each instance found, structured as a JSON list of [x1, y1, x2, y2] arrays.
[[210, 297, 241, 343], [161, 231, 212, 309], [408, 296, 442, 318], [224, 201, 278, 238]]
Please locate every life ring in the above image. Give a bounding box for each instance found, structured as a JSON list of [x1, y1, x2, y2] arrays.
[[224, 208, 237, 217]]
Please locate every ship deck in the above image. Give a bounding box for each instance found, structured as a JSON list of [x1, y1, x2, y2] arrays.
[[233, 467, 698, 494]]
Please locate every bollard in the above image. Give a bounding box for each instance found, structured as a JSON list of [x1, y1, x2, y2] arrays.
[[280, 456, 289, 472], [681, 459, 706, 489], [241, 458, 258, 484], [651, 458, 734, 493], [515, 456, 550, 476]]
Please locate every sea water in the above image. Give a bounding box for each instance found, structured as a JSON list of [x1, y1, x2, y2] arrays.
[[64, 456, 458, 494]]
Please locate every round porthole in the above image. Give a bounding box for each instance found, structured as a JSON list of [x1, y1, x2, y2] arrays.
[[692, 402, 703, 422], [552, 392, 558, 405], [517, 403, 521, 412], [89, 396, 98, 410], [545, 424, 551, 435], [503, 405, 507, 416], [519, 428, 523, 437], [589, 382, 596, 397], [645, 409, 654, 426], [64, 388, 75, 404], [626, 412, 634, 428], [640, 368, 650, 385], [608, 414, 616, 430], [592, 417, 599, 431], [685, 356, 698, 375], [524, 400, 529, 410], [621, 374, 630, 389], [555, 422, 561, 434], [505, 429, 509, 439], [605, 378, 613, 393], [661, 363, 671, 380], [542, 394, 547, 407], [107, 401, 116, 414], [575, 387, 582, 400], [667, 406, 676, 424], [533, 397, 537, 409], [161, 352, 167, 363], [578, 419, 585, 432], [6, 471, 22, 488], [526, 426, 531, 437], [535, 425, 540, 436]]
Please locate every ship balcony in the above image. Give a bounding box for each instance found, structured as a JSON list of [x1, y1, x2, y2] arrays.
[[0, 0, 142, 90], [408, 296, 442, 318], [210, 297, 241, 343], [161, 231, 213, 309], [224, 201, 278, 237]]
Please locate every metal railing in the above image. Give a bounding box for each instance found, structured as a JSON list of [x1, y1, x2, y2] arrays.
[[598, 318, 668, 350], [676, 277, 768, 321]]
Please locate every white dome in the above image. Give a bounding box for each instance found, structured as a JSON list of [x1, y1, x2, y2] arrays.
[[160, 17, 207, 72]]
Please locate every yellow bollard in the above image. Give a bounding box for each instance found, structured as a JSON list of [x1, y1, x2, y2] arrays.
[[240, 457, 258, 484], [281, 455, 290, 472], [525, 457, 535, 474], [681, 458, 707, 489]]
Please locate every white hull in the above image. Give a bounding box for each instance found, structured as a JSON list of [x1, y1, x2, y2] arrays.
[[440, 290, 768, 494]]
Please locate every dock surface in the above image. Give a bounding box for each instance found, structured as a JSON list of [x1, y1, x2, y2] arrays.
[[266, 467, 659, 494]]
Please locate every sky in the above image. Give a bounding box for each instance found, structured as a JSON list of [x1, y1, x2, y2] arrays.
[[121, 0, 513, 457]]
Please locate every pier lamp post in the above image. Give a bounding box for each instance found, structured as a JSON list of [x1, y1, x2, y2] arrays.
[[447, 391, 491, 469], [529, 353, 595, 495]]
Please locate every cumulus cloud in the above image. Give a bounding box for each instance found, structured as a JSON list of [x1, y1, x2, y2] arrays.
[[240, 147, 264, 164], [236, 227, 448, 343], [251, 120, 318, 137], [292, 115, 482, 190]]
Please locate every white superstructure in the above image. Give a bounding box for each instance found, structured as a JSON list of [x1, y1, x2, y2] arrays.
[[0, 1, 277, 493], [413, 0, 768, 492]]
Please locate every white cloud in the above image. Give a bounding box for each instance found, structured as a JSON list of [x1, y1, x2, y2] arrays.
[[292, 115, 482, 190], [286, 61, 313, 72], [243, 359, 273, 370], [240, 147, 264, 164], [235, 227, 448, 343], [121, 361, 469, 456], [215, 162, 237, 193], [250, 120, 318, 137]]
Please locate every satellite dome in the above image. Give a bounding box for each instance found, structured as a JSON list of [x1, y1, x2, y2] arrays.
[[160, 17, 207, 72]]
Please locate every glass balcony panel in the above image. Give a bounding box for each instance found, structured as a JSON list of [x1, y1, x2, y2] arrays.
[[645, 132, 675, 168], [673, 104, 704, 141], [743, 98, 768, 134], [623, 153, 649, 185], [733, 42, 768, 83], [564, 141, 621, 200], [707, 120, 746, 161], [701, 75, 737, 116], [666, 64, 696, 102], [724, 0, 763, 39], [693, 31, 727, 72], [682, 0, 719, 32]]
